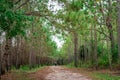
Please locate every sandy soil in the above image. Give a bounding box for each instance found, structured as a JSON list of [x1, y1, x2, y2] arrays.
[[45, 66, 91, 80]]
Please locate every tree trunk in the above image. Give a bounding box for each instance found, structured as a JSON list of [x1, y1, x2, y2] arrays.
[[29, 47, 33, 69], [84, 40, 88, 62], [73, 32, 78, 67], [68, 42, 72, 63], [106, 37, 112, 70], [1, 38, 12, 74], [107, 0, 116, 63], [117, 0, 120, 61], [107, 21, 115, 63], [29, 21, 34, 69], [0, 44, 2, 79], [16, 36, 21, 69], [91, 25, 94, 64], [93, 24, 98, 69]]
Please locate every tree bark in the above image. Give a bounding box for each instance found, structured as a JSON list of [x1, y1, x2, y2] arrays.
[[106, 0, 115, 63], [107, 20, 115, 62], [15, 36, 21, 69], [1, 38, 12, 75], [0, 44, 2, 79], [93, 24, 98, 69], [84, 38, 88, 62], [29, 48, 33, 69], [91, 25, 94, 64], [106, 37, 112, 70], [73, 32, 78, 67], [29, 21, 34, 69], [117, 0, 120, 61]]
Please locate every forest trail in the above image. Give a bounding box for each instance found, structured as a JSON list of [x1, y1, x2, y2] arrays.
[[45, 66, 91, 80], [1, 66, 91, 80], [31, 66, 91, 80], [1, 66, 120, 80]]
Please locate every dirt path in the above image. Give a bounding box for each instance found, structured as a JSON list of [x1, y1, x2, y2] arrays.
[[1, 66, 91, 80], [2, 66, 120, 80], [45, 66, 91, 80]]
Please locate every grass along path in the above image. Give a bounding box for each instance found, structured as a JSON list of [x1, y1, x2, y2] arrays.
[[66, 66, 120, 80], [1, 66, 45, 80], [1, 66, 120, 80]]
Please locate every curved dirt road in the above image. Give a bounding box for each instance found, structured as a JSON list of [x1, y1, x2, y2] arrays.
[[45, 66, 91, 80]]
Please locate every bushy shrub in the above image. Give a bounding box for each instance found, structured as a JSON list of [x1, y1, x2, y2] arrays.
[[98, 53, 109, 68]]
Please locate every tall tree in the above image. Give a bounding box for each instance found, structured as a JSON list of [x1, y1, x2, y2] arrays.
[[106, 0, 115, 63], [0, 0, 27, 74], [73, 32, 78, 67], [117, 0, 120, 61]]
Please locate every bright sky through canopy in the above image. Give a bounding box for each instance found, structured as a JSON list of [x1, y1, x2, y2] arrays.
[[48, 0, 64, 49]]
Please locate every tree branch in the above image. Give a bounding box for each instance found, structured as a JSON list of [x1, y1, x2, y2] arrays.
[[15, 0, 29, 10], [15, 0, 21, 4], [25, 11, 48, 17], [96, 29, 109, 38]]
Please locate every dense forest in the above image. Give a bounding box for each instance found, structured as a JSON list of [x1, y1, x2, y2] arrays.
[[0, 0, 120, 79]]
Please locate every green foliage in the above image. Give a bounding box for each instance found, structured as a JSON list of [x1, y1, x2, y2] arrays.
[[66, 62, 74, 68], [98, 53, 109, 68], [0, 0, 27, 38], [11, 65, 45, 73], [0, 0, 119, 74], [9, 66, 45, 80], [97, 44, 109, 68], [94, 73, 120, 80], [69, 0, 84, 11], [19, 65, 30, 71], [112, 44, 118, 63], [97, 44, 104, 56]]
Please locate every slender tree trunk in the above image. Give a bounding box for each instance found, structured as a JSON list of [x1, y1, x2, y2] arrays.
[[107, 0, 116, 63], [39, 39, 42, 65], [6, 38, 12, 71], [0, 44, 1, 79], [16, 36, 21, 69], [73, 32, 78, 67], [1, 37, 12, 74], [68, 42, 72, 63], [107, 22, 115, 62], [117, 0, 120, 61], [29, 21, 34, 69], [29, 46, 33, 69], [93, 24, 98, 69], [84, 37, 88, 62], [106, 37, 112, 70], [91, 25, 94, 64], [83, 45, 86, 62]]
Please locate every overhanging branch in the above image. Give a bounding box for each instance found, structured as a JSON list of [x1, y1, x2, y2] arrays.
[[15, 0, 21, 4], [15, 0, 29, 10], [25, 11, 48, 17]]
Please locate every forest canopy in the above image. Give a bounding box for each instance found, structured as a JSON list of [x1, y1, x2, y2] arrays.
[[0, 0, 120, 78]]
